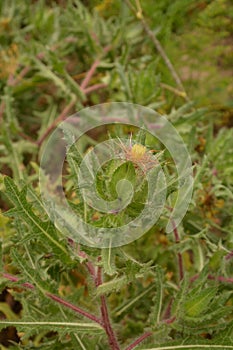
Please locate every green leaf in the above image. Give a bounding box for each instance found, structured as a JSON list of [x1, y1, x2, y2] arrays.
[[96, 275, 127, 296], [101, 247, 117, 276], [11, 249, 52, 294], [3, 177, 70, 263], [109, 161, 136, 199], [184, 287, 217, 317], [150, 266, 163, 326]]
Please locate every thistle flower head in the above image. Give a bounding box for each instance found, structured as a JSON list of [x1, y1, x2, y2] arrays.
[[131, 144, 147, 160]]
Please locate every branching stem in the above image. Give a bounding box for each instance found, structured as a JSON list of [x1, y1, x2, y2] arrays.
[[124, 0, 189, 101], [36, 96, 77, 146], [36, 45, 110, 146], [125, 331, 152, 350], [170, 216, 184, 282], [97, 260, 121, 350], [2, 272, 102, 325]]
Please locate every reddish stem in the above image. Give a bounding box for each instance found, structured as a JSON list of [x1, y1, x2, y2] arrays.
[[46, 292, 102, 325], [190, 273, 233, 284], [12, 66, 31, 85], [84, 83, 107, 94], [80, 45, 111, 90], [2, 273, 34, 290], [97, 261, 120, 350], [208, 274, 233, 284], [171, 220, 184, 281], [225, 251, 233, 260], [163, 297, 174, 321], [166, 206, 184, 281], [77, 245, 97, 282], [100, 295, 120, 350], [76, 250, 121, 349], [164, 316, 176, 324], [177, 252, 184, 281], [80, 59, 101, 90], [36, 98, 76, 146], [125, 332, 152, 350], [2, 272, 102, 325]]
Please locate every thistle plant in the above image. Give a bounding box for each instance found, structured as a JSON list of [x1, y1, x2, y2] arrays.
[[0, 0, 233, 349], [1, 120, 233, 349]]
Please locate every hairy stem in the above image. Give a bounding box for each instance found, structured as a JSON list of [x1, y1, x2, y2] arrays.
[[36, 96, 77, 146], [76, 249, 120, 349], [125, 331, 152, 350], [84, 83, 107, 94], [97, 262, 120, 350], [46, 293, 102, 325], [80, 45, 111, 90], [124, 0, 189, 101], [225, 250, 233, 260], [2, 272, 102, 325], [77, 245, 97, 282], [190, 273, 233, 284], [36, 45, 110, 146], [171, 220, 184, 281], [163, 297, 174, 321]]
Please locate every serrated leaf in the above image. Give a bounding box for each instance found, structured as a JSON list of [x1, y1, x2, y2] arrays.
[[3, 177, 70, 263], [11, 249, 52, 294], [184, 305, 233, 325], [101, 247, 117, 276], [184, 287, 217, 317], [150, 266, 163, 326], [96, 275, 127, 296], [115, 284, 154, 317], [171, 276, 189, 317]]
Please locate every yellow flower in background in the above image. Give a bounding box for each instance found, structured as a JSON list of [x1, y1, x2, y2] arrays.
[[0, 43, 18, 79], [95, 0, 113, 14]]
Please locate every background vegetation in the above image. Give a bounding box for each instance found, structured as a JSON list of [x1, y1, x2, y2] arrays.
[[0, 0, 232, 349]]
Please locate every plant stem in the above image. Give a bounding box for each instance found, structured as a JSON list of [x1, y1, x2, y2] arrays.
[[97, 262, 121, 350], [163, 297, 174, 321], [164, 316, 176, 324], [2, 272, 34, 289], [190, 273, 233, 284], [125, 332, 152, 350], [2, 272, 102, 325], [46, 293, 102, 325], [160, 83, 187, 99], [84, 83, 107, 94], [208, 275, 233, 283], [225, 250, 233, 260], [36, 45, 110, 146], [171, 220, 184, 281], [77, 245, 97, 282], [100, 295, 121, 350], [10, 66, 31, 86], [36, 96, 77, 146], [80, 45, 111, 90], [124, 0, 189, 101], [77, 249, 121, 349]]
